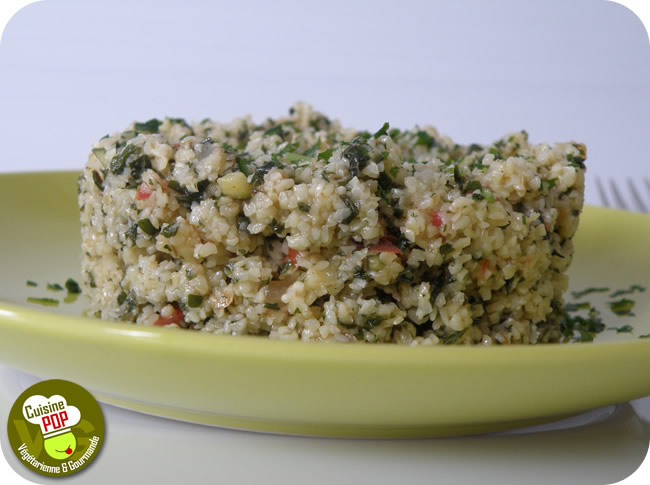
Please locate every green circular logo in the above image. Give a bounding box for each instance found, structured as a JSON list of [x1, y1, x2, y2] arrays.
[[6, 379, 105, 477]]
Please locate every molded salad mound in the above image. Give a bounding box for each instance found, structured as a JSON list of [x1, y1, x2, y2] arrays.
[[78, 103, 586, 345]]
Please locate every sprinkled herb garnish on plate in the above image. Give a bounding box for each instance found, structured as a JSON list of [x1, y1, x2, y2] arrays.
[[608, 298, 635, 316], [26, 297, 59, 307], [26, 280, 37, 287]]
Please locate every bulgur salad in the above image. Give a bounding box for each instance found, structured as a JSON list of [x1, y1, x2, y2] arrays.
[[78, 103, 586, 345]]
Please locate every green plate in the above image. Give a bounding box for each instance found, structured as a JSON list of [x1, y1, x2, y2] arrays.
[[0, 171, 648, 438]]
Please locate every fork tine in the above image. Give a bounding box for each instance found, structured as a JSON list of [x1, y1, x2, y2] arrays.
[[595, 177, 611, 208], [627, 179, 648, 213], [609, 179, 628, 210]]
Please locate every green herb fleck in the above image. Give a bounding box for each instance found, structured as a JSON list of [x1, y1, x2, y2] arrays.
[[439, 243, 454, 259], [65, 278, 81, 294], [609, 298, 635, 316], [640, 334, 650, 339], [317, 148, 334, 161], [389, 166, 400, 178], [26, 280, 37, 287], [264, 125, 284, 137], [607, 325, 634, 334], [27, 297, 59, 307], [236, 154, 254, 176], [443, 328, 467, 345], [415, 130, 436, 149], [343, 144, 370, 177], [373, 122, 389, 139], [610, 285, 645, 298], [134, 118, 162, 133], [161, 222, 179, 238], [187, 294, 203, 308], [565, 302, 590, 312], [264, 303, 280, 310], [571, 287, 610, 299], [46, 283, 64, 291], [279, 261, 292, 275], [298, 202, 311, 212], [111, 143, 139, 175], [137, 218, 158, 236]]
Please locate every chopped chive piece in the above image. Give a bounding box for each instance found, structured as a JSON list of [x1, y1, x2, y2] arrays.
[[187, 294, 203, 308], [571, 287, 610, 299], [373, 122, 389, 139], [264, 303, 280, 310], [26, 280, 37, 287], [640, 334, 650, 339], [607, 325, 634, 334], [464, 180, 482, 193], [134, 118, 162, 133], [137, 218, 158, 236], [236, 154, 254, 176], [65, 278, 82, 294], [46, 283, 64, 291], [609, 298, 635, 316], [27, 297, 59, 307], [117, 291, 127, 305], [610, 285, 646, 297], [161, 222, 179, 238]]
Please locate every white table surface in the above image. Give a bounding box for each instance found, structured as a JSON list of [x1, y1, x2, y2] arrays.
[[0, 1, 648, 483]]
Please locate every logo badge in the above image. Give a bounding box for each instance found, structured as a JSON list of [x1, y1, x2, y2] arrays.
[[6, 379, 105, 477]]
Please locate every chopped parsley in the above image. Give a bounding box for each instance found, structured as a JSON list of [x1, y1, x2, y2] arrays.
[[571, 287, 610, 299], [443, 328, 466, 345], [27, 297, 59, 307], [26, 280, 37, 287], [609, 298, 635, 316], [415, 130, 436, 149], [439, 243, 454, 259], [110, 143, 139, 175], [317, 148, 334, 161], [187, 294, 203, 308], [134, 118, 162, 133], [610, 285, 645, 298], [65, 278, 82, 294], [263, 124, 284, 137], [607, 325, 634, 334], [138, 218, 158, 236], [565, 302, 590, 312], [161, 222, 179, 238], [389, 166, 400, 178], [264, 303, 280, 310], [343, 143, 370, 177], [46, 283, 64, 291]]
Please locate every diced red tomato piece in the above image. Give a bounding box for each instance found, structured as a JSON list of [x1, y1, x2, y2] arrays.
[[153, 305, 184, 326], [480, 260, 491, 278], [431, 211, 443, 227], [288, 248, 299, 266], [135, 184, 152, 200], [368, 239, 402, 254]]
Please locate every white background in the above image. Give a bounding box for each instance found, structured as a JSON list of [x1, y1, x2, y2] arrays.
[[0, 1, 648, 484]]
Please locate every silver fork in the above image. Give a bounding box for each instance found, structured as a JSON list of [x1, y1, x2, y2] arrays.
[[595, 177, 650, 213]]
